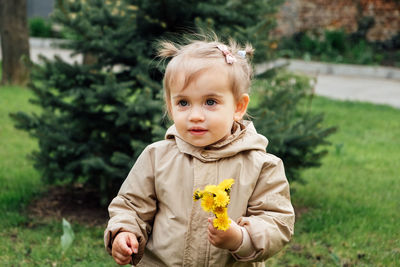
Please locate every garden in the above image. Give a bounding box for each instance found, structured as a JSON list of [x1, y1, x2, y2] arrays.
[[1, 82, 399, 266], [1, 0, 400, 266]]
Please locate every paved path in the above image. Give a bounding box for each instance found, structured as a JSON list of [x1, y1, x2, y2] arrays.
[[30, 46, 83, 64], [313, 74, 400, 109], [257, 59, 400, 109], [2, 38, 400, 109]]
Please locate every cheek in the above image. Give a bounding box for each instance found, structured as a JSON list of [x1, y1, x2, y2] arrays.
[[171, 110, 186, 126], [209, 112, 234, 130]]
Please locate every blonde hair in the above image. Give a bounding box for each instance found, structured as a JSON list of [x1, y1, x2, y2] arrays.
[[157, 35, 254, 114]]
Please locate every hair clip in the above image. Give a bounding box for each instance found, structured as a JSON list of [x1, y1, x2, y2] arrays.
[[217, 44, 237, 64], [237, 50, 246, 59]]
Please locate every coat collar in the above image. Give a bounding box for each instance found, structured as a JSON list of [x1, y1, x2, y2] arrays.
[[165, 120, 268, 162]]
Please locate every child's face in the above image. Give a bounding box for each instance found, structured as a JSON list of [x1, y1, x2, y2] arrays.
[[168, 67, 249, 147]]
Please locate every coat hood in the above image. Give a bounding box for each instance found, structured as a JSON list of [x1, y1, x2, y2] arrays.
[[165, 120, 269, 162]]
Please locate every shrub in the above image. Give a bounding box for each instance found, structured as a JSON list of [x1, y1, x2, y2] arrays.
[[29, 17, 53, 38], [250, 71, 336, 182], [278, 16, 400, 66]]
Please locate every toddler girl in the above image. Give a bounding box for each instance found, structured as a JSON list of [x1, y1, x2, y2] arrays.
[[104, 36, 295, 266]]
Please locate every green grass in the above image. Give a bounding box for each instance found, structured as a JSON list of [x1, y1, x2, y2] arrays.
[[1, 86, 399, 266], [0, 86, 115, 266], [268, 98, 400, 266], [0, 86, 42, 226], [0, 223, 112, 266]]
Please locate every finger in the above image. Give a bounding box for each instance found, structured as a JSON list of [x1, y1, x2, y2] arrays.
[[208, 222, 218, 235], [208, 233, 215, 245], [113, 251, 131, 265], [121, 244, 133, 256], [113, 249, 129, 260], [207, 230, 213, 240], [208, 236, 220, 248], [116, 238, 133, 256], [116, 257, 131, 266], [127, 234, 139, 254], [208, 217, 214, 227], [208, 228, 221, 244], [208, 222, 213, 232]]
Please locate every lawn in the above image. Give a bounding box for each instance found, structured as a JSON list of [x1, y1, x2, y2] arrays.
[[0, 86, 41, 226], [0, 85, 399, 266], [268, 98, 400, 266], [0, 86, 115, 266]]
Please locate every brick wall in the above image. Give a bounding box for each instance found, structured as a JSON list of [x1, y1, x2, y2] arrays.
[[273, 0, 400, 41]]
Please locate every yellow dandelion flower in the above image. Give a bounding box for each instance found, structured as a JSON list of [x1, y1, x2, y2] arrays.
[[193, 189, 203, 201], [213, 206, 227, 217], [213, 188, 229, 208], [200, 193, 214, 212], [204, 184, 218, 194], [213, 214, 231, 231], [193, 178, 235, 230], [217, 178, 234, 191]]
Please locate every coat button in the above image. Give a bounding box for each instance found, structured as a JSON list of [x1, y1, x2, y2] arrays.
[[201, 151, 209, 158]]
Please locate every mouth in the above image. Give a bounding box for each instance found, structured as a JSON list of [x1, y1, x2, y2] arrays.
[[189, 128, 208, 135]]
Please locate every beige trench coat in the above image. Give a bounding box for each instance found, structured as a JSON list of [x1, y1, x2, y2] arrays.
[[105, 121, 295, 266]]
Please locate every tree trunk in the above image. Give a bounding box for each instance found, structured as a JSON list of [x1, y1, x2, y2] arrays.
[[0, 0, 31, 86]]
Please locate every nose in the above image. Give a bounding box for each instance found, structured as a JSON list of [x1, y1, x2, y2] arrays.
[[188, 106, 205, 122]]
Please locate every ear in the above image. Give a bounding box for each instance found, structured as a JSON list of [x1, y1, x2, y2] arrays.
[[234, 93, 250, 121]]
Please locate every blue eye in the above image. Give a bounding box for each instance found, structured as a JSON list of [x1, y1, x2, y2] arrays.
[[178, 100, 188, 106], [206, 99, 216, 106]]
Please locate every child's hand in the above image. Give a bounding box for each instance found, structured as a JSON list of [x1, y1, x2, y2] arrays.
[[207, 217, 242, 251], [111, 232, 138, 265]]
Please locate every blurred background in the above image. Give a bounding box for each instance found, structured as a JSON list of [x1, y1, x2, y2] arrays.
[[0, 0, 399, 266]]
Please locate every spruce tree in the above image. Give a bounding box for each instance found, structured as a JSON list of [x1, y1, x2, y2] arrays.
[[249, 71, 337, 182]]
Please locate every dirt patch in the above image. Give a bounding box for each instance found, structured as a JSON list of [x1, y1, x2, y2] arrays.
[[27, 184, 109, 227], [27, 186, 310, 228]]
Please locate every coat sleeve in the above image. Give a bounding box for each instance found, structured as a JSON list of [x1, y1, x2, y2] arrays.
[[233, 157, 295, 262], [104, 146, 157, 265]]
